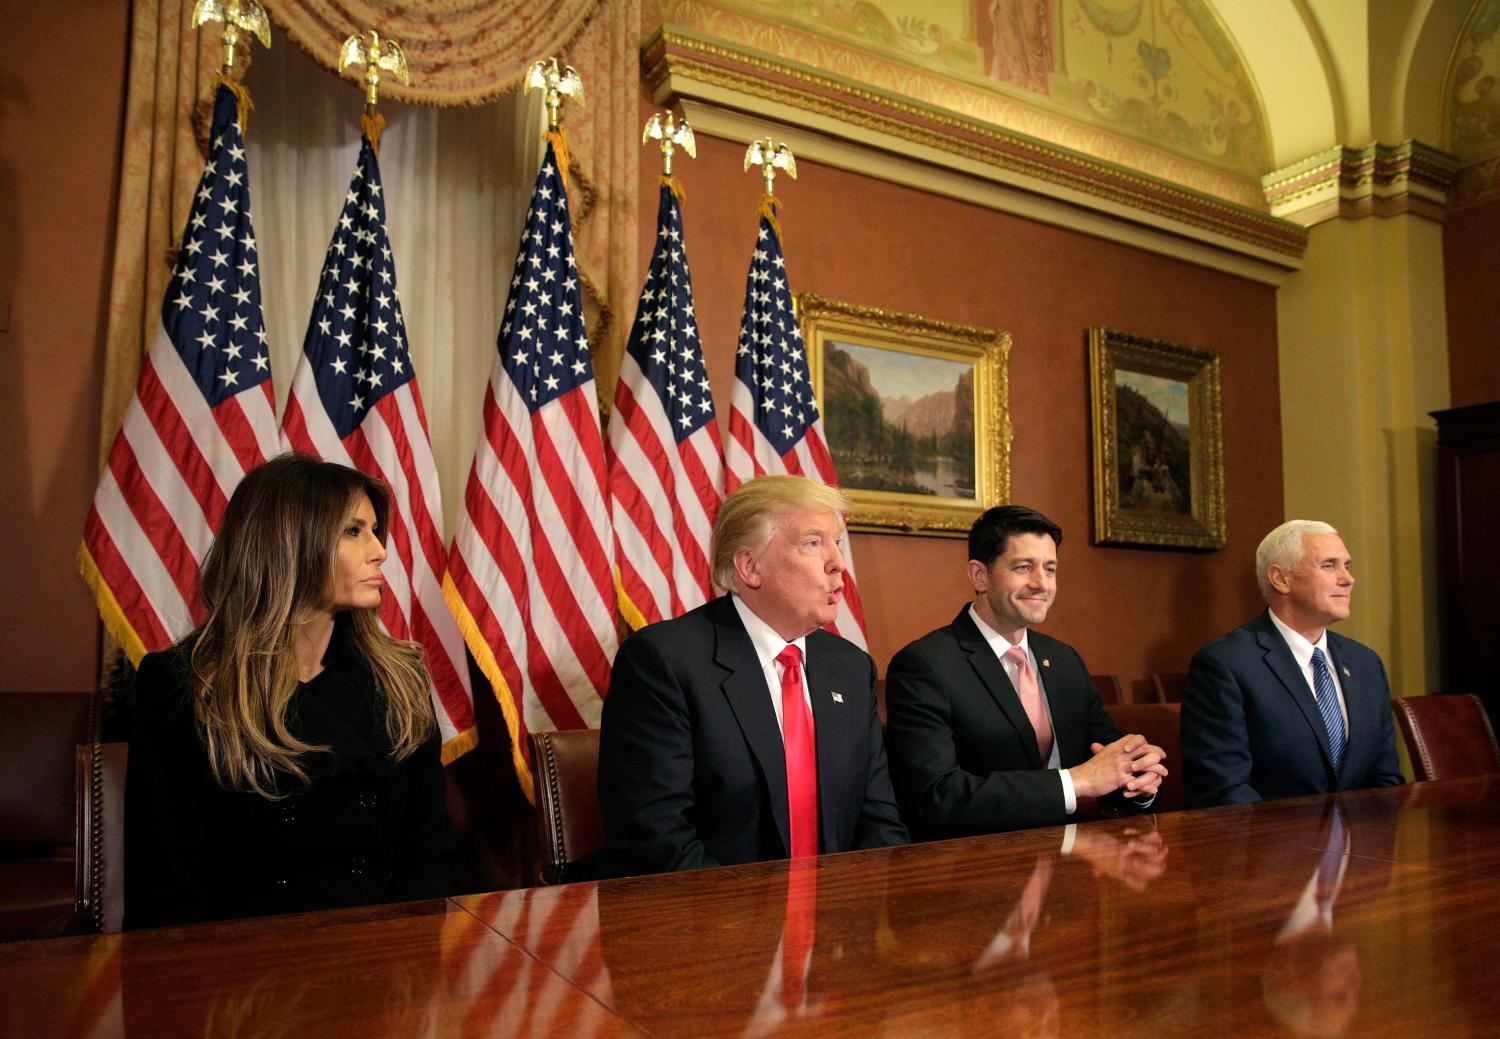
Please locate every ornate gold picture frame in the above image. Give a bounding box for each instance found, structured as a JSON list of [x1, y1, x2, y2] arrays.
[[797, 293, 1011, 538], [1088, 328, 1226, 550]]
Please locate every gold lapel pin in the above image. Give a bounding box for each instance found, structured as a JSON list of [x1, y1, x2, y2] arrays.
[[1042, 659, 1051, 668], [1342, 666, 1351, 677], [831, 691, 844, 703]]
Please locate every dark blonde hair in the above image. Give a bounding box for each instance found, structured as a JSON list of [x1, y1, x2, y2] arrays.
[[711, 475, 852, 593], [186, 453, 434, 797]]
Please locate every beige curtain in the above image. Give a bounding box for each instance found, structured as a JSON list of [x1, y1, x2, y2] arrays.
[[101, 0, 641, 461], [98, 0, 223, 463]]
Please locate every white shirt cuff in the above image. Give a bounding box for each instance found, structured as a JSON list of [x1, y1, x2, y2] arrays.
[[1060, 822, 1077, 855], [1059, 767, 1077, 815]]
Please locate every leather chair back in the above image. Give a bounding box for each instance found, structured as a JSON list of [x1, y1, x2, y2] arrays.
[[1090, 674, 1125, 705], [529, 729, 603, 885], [1394, 694, 1500, 782], [1103, 702, 1184, 813], [75, 742, 127, 934], [1150, 673, 1188, 704]]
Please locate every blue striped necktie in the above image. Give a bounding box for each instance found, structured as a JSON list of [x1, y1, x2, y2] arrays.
[[1311, 648, 1346, 772]]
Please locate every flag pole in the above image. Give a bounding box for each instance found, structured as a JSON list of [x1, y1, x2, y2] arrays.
[[192, 0, 271, 75], [743, 137, 797, 242], [338, 29, 410, 157], [524, 57, 585, 196], [643, 111, 696, 201], [191, 0, 269, 132]]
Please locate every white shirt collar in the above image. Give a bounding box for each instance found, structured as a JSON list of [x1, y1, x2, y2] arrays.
[[1267, 608, 1330, 673], [968, 603, 1031, 663], [731, 593, 808, 672]]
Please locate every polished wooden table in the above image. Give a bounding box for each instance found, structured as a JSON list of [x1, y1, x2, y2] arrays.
[[4, 776, 1498, 1037]]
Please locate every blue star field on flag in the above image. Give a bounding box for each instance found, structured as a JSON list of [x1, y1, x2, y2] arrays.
[[498, 143, 593, 410], [626, 187, 714, 443], [163, 84, 270, 407], [734, 217, 818, 457], [303, 137, 414, 438]]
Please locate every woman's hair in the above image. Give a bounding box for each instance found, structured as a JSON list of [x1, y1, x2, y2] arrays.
[[185, 453, 434, 797], [710, 475, 852, 593]]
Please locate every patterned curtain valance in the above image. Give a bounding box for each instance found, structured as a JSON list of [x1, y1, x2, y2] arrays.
[[264, 0, 602, 106]]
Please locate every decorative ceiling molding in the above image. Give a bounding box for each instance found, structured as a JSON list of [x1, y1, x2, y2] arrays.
[[644, 30, 1306, 276], [1262, 140, 1460, 225]]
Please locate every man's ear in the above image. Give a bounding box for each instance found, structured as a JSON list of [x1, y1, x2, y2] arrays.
[[1266, 564, 1291, 595], [734, 549, 763, 590], [966, 558, 989, 594]]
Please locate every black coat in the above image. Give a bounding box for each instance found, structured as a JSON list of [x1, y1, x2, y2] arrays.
[[124, 621, 457, 929], [597, 595, 908, 877], [885, 607, 1127, 839]]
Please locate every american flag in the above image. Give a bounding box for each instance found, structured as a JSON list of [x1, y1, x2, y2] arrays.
[[445, 142, 617, 799], [608, 183, 724, 628], [280, 136, 478, 762], [725, 209, 869, 647], [79, 85, 280, 661]]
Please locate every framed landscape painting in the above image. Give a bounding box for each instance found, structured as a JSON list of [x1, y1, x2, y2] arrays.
[[1088, 328, 1226, 550], [797, 294, 1011, 538]]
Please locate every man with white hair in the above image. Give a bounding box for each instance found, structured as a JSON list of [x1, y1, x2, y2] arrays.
[[597, 475, 907, 877], [1181, 520, 1403, 807]]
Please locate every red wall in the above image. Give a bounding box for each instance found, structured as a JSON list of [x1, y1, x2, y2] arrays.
[[1444, 194, 1500, 409], [0, 2, 128, 690], [0, 18, 1281, 697], [642, 127, 1281, 685]]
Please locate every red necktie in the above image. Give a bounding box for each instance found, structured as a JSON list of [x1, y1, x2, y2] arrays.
[[1004, 645, 1053, 761], [776, 645, 818, 859]]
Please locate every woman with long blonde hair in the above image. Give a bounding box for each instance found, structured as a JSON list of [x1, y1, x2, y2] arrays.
[[124, 453, 456, 928]]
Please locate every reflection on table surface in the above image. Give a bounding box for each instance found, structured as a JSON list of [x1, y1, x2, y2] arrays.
[[4, 775, 1500, 1038]]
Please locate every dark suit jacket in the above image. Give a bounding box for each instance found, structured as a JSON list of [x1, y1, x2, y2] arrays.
[[1180, 610, 1404, 807], [597, 595, 908, 877], [885, 607, 1125, 840]]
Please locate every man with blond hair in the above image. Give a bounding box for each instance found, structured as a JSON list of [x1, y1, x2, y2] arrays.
[[598, 475, 907, 877], [1181, 519, 1403, 807]]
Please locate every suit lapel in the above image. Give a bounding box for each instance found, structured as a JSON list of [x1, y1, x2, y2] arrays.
[[806, 636, 852, 853], [1253, 612, 1337, 776], [954, 608, 1042, 769], [713, 598, 792, 855]]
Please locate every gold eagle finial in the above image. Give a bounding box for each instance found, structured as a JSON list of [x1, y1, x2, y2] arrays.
[[524, 58, 585, 131], [642, 112, 696, 177], [339, 30, 410, 108], [743, 138, 797, 198], [191, 0, 271, 73]]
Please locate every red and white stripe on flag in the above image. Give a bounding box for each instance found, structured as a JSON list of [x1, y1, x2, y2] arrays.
[[280, 134, 477, 763], [724, 210, 869, 648], [444, 140, 617, 802], [79, 85, 279, 661], [608, 182, 724, 628], [282, 378, 478, 761]]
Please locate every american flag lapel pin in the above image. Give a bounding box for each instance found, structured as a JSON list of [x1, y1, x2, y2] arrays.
[[831, 691, 844, 703]]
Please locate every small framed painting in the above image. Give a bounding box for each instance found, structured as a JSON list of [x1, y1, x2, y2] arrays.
[[1088, 327, 1226, 550]]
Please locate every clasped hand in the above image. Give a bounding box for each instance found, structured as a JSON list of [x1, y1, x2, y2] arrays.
[[1069, 733, 1167, 799]]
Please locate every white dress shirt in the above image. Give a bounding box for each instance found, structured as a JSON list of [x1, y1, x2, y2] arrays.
[[1268, 609, 1350, 731], [967, 606, 1078, 814], [731, 594, 812, 737]]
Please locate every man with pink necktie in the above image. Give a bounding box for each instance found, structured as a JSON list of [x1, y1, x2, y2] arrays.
[[886, 506, 1166, 840], [598, 476, 908, 878]]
